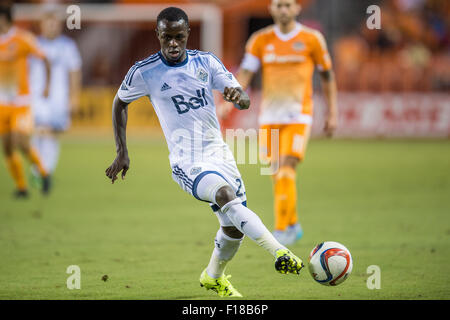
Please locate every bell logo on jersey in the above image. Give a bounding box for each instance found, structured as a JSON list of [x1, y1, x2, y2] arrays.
[[171, 88, 208, 114]]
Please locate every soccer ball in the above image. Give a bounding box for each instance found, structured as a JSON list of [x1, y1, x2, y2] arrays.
[[308, 241, 353, 286]]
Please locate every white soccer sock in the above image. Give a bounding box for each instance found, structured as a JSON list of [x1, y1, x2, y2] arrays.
[[221, 199, 286, 257], [206, 228, 243, 278], [32, 135, 60, 173]]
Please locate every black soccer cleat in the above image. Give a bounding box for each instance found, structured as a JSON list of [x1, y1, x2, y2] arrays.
[[42, 175, 52, 195], [275, 249, 304, 275], [14, 189, 29, 199]]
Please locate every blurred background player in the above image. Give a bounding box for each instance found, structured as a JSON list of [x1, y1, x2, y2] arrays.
[[232, 0, 338, 245], [0, 2, 51, 198], [29, 7, 82, 187]]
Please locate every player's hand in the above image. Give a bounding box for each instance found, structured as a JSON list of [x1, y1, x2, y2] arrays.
[[223, 87, 249, 110], [324, 113, 337, 137], [105, 153, 130, 184], [223, 87, 241, 103]]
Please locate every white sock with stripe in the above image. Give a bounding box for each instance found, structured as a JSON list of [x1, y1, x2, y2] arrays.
[[206, 228, 243, 278], [221, 198, 286, 257]]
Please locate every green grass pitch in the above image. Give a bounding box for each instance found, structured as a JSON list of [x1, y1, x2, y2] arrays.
[[0, 136, 449, 299]]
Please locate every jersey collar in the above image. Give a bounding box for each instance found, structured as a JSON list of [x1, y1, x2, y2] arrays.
[[158, 51, 189, 67], [274, 22, 302, 42]]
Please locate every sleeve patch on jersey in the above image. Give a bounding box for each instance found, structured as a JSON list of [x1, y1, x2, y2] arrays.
[[240, 53, 260, 73], [120, 82, 128, 91], [196, 68, 209, 83]]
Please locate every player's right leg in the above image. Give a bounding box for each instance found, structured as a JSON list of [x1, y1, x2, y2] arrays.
[[189, 168, 304, 275], [172, 163, 303, 297], [261, 124, 310, 245], [18, 133, 51, 194], [200, 227, 244, 297], [214, 186, 304, 275], [281, 124, 311, 243], [32, 107, 68, 176], [1, 107, 28, 197], [2, 131, 28, 197]]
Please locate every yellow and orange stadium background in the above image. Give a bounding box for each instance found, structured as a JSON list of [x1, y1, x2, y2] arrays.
[[13, 0, 450, 138]]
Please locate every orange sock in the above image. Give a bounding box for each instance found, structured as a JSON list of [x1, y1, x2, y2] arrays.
[[273, 166, 297, 231], [6, 152, 27, 191], [27, 147, 48, 177]]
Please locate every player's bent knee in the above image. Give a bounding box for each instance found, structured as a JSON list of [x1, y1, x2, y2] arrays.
[[215, 185, 237, 208], [191, 170, 230, 203], [221, 226, 244, 239]]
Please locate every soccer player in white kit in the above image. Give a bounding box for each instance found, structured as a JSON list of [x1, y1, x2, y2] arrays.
[[105, 7, 304, 297], [29, 8, 82, 185]]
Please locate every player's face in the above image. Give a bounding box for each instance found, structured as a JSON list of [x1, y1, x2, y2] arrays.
[[0, 15, 6, 30], [0, 13, 11, 30], [270, 0, 301, 26], [156, 19, 190, 63], [40, 14, 62, 39]]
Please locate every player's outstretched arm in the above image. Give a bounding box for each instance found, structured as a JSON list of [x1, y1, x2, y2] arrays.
[[105, 95, 130, 184], [223, 87, 250, 111], [320, 70, 338, 137], [236, 68, 254, 92]]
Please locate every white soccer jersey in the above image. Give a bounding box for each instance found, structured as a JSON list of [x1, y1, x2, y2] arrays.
[[29, 35, 82, 129], [117, 50, 241, 166]]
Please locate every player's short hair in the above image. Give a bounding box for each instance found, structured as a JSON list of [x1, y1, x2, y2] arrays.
[[157, 7, 189, 28], [40, 4, 64, 20], [0, 2, 12, 23]]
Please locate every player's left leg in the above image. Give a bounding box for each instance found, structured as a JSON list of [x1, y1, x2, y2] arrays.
[[13, 107, 50, 194], [32, 128, 60, 174], [31, 105, 68, 184], [214, 186, 304, 275], [201, 225, 244, 297], [190, 166, 246, 297], [273, 124, 311, 245]]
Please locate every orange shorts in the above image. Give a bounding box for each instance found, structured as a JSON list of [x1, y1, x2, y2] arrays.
[[259, 123, 311, 162], [0, 106, 34, 136]]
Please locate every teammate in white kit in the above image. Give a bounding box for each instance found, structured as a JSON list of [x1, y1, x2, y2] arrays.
[[105, 7, 304, 297], [29, 8, 82, 186]]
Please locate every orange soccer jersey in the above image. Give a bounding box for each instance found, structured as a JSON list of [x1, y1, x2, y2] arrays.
[[0, 27, 45, 108], [242, 22, 332, 126], [0, 27, 45, 135], [242, 23, 333, 232]]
